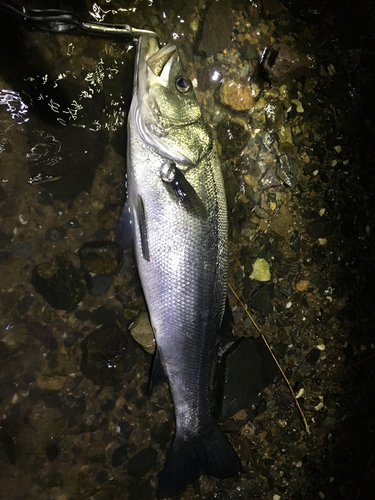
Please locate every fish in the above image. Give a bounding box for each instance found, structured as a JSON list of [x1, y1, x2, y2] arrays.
[[116, 33, 242, 498]]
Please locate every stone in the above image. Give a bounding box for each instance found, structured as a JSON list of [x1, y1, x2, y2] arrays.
[[261, 43, 316, 85], [220, 79, 259, 111], [250, 258, 271, 281], [79, 240, 123, 275], [270, 204, 293, 239], [129, 311, 155, 355], [80, 322, 129, 386], [217, 117, 250, 157], [31, 258, 85, 312], [250, 284, 273, 313], [197, 0, 233, 57], [277, 154, 298, 187], [296, 280, 310, 292]]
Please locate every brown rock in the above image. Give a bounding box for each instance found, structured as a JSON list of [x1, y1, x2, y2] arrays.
[[261, 43, 316, 85], [197, 0, 233, 57], [220, 79, 258, 111], [270, 204, 293, 238], [296, 280, 310, 292]]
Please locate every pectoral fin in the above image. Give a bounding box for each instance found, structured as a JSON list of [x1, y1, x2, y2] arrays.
[[149, 347, 169, 394], [160, 162, 208, 220], [136, 195, 150, 261]]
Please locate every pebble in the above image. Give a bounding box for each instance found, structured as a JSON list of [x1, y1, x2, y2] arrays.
[[31, 258, 85, 312], [250, 258, 271, 281], [87, 274, 114, 296], [80, 240, 123, 275], [130, 311, 155, 354], [36, 374, 66, 390], [296, 280, 310, 292], [254, 206, 269, 219]]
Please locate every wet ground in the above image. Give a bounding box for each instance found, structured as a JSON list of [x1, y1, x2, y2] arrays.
[[1, 0, 375, 499]]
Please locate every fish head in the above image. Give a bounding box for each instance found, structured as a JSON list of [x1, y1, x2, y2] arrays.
[[132, 35, 211, 164]]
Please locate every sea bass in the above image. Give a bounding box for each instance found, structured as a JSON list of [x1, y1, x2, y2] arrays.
[[117, 34, 242, 498]]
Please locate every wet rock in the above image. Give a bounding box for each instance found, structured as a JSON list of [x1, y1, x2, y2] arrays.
[[250, 258, 271, 282], [277, 154, 298, 187], [261, 43, 316, 85], [270, 204, 293, 238], [197, 63, 223, 92], [0, 229, 11, 248], [306, 348, 320, 365], [45, 226, 67, 241], [31, 258, 85, 312], [260, 168, 281, 190], [46, 444, 60, 462], [250, 284, 273, 313], [37, 190, 54, 206], [278, 126, 297, 154], [220, 79, 259, 111], [197, 0, 233, 57], [254, 206, 269, 220], [79, 241, 123, 275], [217, 118, 250, 158], [87, 274, 114, 297], [112, 445, 128, 467], [225, 178, 240, 211], [307, 215, 338, 238], [296, 280, 310, 292], [130, 311, 155, 355], [80, 322, 129, 385], [36, 374, 66, 391], [219, 338, 279, 418], [265, 99, 284, 129], [239, 39, 259, 61], [127, 447, 157, 478]]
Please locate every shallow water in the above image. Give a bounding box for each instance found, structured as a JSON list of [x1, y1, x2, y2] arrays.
[[1, 1, 375, 499]]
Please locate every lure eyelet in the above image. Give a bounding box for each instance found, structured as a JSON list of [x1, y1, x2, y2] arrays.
[[175, 76, 191, 93]]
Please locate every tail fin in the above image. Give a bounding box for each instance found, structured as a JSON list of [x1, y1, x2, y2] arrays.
[[156, 421, 242, 499]]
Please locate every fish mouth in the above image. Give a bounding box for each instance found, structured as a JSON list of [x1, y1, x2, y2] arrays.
[[136, 35, 177, 104]]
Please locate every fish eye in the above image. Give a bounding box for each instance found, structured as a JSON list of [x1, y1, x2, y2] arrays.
[[175, 76, 191, 93]]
